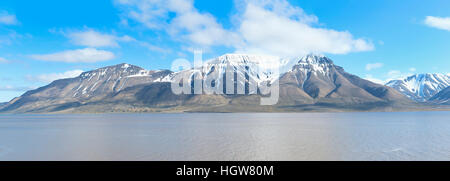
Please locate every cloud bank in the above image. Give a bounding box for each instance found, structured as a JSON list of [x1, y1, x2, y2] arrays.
[[0, 85, 34, 92], [31, 70, 84, 83], [31, 48, 115, 63], [66, 29, 135, 47], [425, 16, 450, 31], [365, 63, 384, 71], [115, 0, 374, 57]]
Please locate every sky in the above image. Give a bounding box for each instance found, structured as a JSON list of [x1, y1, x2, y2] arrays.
[[0, 0, 449, 102]]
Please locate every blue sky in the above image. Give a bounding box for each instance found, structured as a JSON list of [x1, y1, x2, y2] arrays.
[[0, 0, 449, 102]]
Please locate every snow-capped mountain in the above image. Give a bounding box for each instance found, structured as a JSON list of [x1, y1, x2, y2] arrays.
[[278, 54, 409, 104], [204, 54, 289, 83], [0, 63, 172, 113], [289, 54, 334, 79], [203, 53, 334, 82], [172, 53, 331, 86], [386, 73, 450, 102], [172, 54, 299, 84], [166, 54, 303, 95], [0, 54, 414, 113], [72, 63, 172, 98]]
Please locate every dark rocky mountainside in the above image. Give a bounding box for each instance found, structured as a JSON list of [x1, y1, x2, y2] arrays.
[[429, 87, 450, 105]]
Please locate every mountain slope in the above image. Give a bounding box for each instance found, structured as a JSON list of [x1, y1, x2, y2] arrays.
[[278, 55, 411, 106], [386, 74, 450, 102], [0, 63, 172, 113], [0, 54, 416, 113], [0, 102, 6, 110], [429, 87, 450, 105]]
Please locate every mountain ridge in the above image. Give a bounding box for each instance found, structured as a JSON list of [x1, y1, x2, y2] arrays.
[[0, 54, 441, 113]]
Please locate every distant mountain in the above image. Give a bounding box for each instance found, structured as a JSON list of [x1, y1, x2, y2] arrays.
[[386, 74, 450, 102], [0, 54, 417, 113], [429, 87, 450, 105]]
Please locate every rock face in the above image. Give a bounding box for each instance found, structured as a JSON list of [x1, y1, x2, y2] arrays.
[[0, 54, 415, 113], [429, 87, 450, 105], [386, 74, 450, 102]]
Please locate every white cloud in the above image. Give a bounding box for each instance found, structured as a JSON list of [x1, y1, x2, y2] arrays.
[[115, 0, 374, 56], [67, 29, 135, 47], [385, 70, 416, 83], [30, 48, 115, 63], [0, 85, 33, 92], [409, 67, 416, 72], [387, 70, 402, 79], [116, 0, 241, 48], [115, 0, 196, 29], [365, 62, 384, 71], [0, 57, 9, 63], [365, 69, 418, 85], [235, 0, 373, 56], [169, 9, 243, 47], [0, 11, 19, 25], [0, 31, 31, 45], [364, 74, 385, 84], [140, 42, 172, 53], [118, 35, 135, 42], [425, 16, 450, 31], [31, 70, 84, 83], [67, 27, 165, 54]]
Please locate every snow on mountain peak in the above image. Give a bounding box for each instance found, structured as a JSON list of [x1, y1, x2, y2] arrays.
[[173, 53, 333, 85], [386, 73, 450, 102], [297, 54, 332, 64], [207, 53, 333, 73], [200, 54, 283, 84], [121, 63, 130, 69], [289, 54, 335, 78]]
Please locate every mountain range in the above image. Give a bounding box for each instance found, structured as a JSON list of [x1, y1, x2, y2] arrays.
[[0, 54, 447, 113]]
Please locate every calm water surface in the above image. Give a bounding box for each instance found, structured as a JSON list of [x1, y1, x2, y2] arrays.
[[0, 112, 449, 161]]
